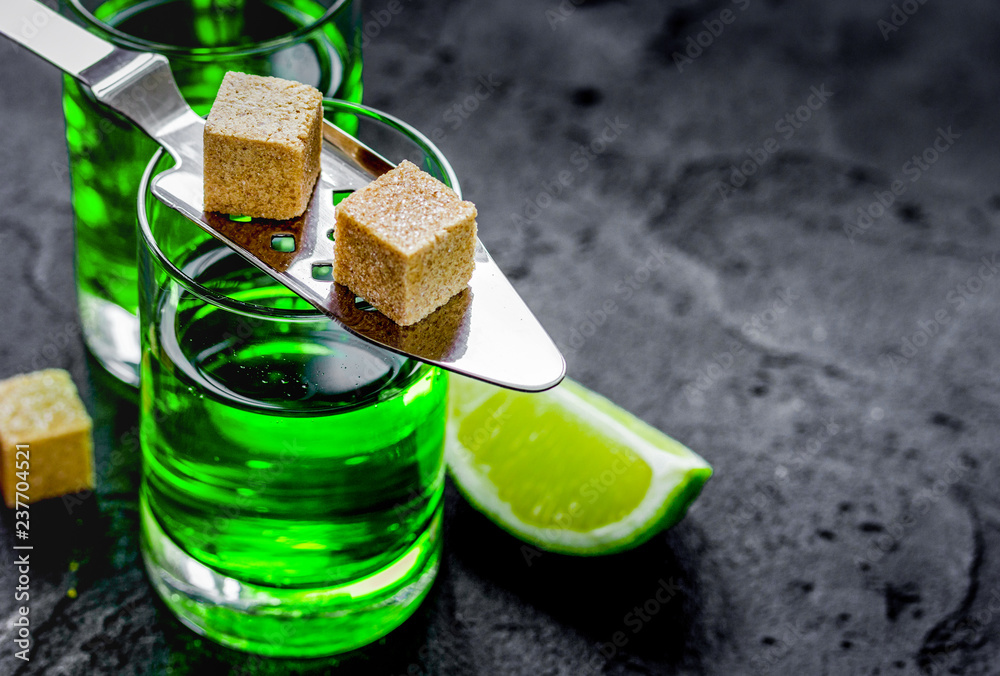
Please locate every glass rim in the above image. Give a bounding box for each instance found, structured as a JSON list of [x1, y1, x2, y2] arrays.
[[67, 0, 352, 57], [138, 99, 462, 321]]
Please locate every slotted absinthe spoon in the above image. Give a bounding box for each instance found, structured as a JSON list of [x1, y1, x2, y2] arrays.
[[0, 0, 566, 392]]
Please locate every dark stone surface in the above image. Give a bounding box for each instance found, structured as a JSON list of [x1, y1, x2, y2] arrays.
[[2, 0, 1000, 674]]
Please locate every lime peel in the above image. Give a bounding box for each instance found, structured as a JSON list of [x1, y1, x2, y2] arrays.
[[446, 377, 712, 556]]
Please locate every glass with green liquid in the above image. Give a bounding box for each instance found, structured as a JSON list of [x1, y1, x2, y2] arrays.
[[137, 102, 458, 656], [62, 0, 362, 386]]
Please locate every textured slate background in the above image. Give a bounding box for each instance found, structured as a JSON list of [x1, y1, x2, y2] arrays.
[[2, 0, 1000, 674]]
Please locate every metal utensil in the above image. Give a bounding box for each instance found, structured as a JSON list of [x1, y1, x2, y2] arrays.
[[1, 0, 566, 392]]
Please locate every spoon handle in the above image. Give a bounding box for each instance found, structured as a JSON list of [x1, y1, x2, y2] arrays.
[[1, 0, 114, 85]]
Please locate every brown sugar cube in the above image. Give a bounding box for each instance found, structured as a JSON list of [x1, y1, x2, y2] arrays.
[[333, 160, 477, 326], [203, 71, 323, 220], [0, 369, 94, 508]]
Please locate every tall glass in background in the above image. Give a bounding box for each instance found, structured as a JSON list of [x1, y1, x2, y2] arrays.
[[61, 0, 362, 385], [138, 102, 459, 657]]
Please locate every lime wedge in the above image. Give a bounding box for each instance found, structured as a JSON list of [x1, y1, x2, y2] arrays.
[[446, 376, 712, 555]]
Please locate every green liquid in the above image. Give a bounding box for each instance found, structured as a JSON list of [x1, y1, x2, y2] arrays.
[[140, 247, 446, 656], [64, 0, 362, 382]]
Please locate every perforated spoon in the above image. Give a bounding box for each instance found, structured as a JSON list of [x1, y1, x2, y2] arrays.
[[1, 0, 565, 392]]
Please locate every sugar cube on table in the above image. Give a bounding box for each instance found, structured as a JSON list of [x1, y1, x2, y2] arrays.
[[0, 369, 94, 508]]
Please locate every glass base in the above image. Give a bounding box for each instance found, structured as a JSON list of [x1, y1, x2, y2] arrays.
[[79, 291, 141, 387], [139, 490, 442, 657]]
